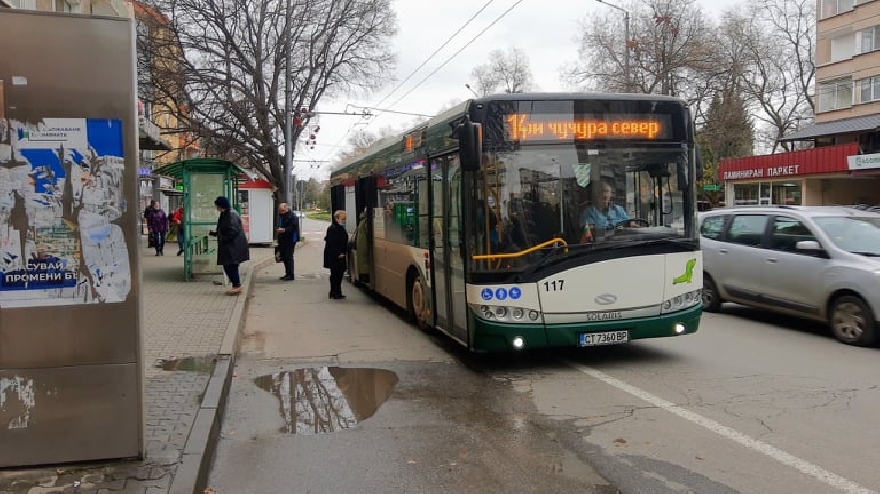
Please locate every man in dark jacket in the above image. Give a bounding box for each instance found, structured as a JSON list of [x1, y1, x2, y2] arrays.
[[276, 202, 300, 281], [211, 196, 250, 295], [323, 210, 349, 299]]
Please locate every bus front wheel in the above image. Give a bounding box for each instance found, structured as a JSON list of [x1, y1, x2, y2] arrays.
[[407, 272, 429, 331]]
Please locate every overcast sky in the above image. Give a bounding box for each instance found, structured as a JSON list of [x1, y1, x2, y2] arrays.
[[295, 0, 742, 180]]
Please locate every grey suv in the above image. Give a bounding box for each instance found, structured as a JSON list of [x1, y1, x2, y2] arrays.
[[699, 206, 880, 346]]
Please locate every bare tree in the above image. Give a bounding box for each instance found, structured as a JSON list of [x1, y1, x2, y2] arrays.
[[719, 0, 815, 153], [567, 0, 716, 96], [471, 47, 534, 96], [334, 126, 398, 165], [140, 0, 397, 197]]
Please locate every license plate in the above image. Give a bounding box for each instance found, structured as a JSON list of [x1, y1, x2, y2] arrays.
[[578, 330, 629, 347]]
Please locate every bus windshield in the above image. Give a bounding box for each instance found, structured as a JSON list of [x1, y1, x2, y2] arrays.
[[469, 144, 695, 272]]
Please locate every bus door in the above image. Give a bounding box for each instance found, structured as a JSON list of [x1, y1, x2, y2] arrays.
[[431, 155, 468, 342], [430, 156, 450, 332], [330, 184, 345, 214], [355, 176, 376, 286], [446, 156, 468, 339]]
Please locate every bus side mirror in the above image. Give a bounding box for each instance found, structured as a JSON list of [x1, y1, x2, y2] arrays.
[[458, 122, 483, 172]]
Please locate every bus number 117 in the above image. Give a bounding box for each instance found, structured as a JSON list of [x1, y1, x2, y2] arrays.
[[543, 280, 565, 292]]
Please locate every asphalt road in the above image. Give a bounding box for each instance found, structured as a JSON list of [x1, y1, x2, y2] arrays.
[[208, 217, 880, 493]]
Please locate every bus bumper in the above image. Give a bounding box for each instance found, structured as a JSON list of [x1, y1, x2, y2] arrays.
[[470, 304, 702, 353]]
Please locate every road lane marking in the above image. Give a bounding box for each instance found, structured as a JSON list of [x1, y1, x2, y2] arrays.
[[565, 362, 876, 494]]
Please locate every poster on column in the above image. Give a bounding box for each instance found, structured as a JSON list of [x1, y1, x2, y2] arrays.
[[0, 117, 132, 308]]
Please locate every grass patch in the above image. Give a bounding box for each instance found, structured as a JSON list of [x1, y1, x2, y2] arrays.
[[307, 212, 332, 221]]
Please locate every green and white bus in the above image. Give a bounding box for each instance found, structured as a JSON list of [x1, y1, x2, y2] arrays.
[[330, 92, 703, 352]]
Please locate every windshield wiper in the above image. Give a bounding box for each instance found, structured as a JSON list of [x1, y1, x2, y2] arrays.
[[514, 244, 582, 280], [851, 251, 880, 257], [620, 237, 696, 247]]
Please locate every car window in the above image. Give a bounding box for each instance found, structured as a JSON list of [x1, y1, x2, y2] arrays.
[[813, 216, 880, 256], [726, 215, 767, 246], [700, 215, 725, 240], [769, 216, 816, 253]]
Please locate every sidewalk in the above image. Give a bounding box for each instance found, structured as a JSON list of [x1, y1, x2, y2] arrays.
[[0, 241, 274, 494]]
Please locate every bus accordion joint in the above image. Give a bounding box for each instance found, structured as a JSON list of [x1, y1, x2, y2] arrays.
[[471, 238, 568, 261]]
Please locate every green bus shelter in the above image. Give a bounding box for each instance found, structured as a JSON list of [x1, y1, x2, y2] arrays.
[[153, 158, 249, 281]]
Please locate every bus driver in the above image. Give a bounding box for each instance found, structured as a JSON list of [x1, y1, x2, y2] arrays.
[[580, 180, 630, 230]]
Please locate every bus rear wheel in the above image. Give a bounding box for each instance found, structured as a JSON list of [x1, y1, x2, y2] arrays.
[[407, 273, 429, 331]]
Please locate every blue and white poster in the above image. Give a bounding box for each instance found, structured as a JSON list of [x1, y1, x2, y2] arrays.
[[0, 118, 131, 308]]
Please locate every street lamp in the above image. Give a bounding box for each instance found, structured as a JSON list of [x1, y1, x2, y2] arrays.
[[284, 0, 294, 206], [595, 0, 631, 92]]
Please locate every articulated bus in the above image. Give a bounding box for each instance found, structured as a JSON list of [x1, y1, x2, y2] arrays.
[[330, 92, 703, 353]]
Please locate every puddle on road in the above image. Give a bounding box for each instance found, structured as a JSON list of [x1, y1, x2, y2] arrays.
[[253, 367, 398, 435], [154, 356, 216, 373]]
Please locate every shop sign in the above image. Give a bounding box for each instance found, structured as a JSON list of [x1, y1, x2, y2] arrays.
[[722, 164, 800, 180], [847, 153, 880, 171]]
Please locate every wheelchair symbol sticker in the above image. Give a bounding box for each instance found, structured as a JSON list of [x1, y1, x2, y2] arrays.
[[481, 288, 493, 301]]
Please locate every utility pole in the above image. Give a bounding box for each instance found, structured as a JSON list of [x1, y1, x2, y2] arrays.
[[595, 0, 631, 92], [283, 0, 293, 206]]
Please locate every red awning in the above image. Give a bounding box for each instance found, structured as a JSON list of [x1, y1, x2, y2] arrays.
[[718, 143, 859, 181]]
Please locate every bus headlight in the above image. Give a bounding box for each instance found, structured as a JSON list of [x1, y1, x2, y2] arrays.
[[470, 304, 543, 324], [661, 289, 702, 313]]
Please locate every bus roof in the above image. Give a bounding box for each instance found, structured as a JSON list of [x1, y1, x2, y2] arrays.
[[330, 92, 689, 182], [467, 91, 688, 105]]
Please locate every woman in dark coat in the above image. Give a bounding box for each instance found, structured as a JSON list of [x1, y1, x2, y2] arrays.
[[211, 196, 250, 295], [323, 210, 349, 299]]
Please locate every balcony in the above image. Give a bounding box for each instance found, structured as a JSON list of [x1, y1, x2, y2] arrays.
[[139, 114, 171, 151]]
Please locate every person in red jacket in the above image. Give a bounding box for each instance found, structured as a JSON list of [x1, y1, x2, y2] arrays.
[[171, 206, 185, 256]]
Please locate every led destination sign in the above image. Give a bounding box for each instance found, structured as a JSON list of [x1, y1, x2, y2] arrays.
[[505, 113, 673, 142]]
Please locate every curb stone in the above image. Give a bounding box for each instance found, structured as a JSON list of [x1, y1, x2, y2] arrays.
[[168, 256, 276, 494]]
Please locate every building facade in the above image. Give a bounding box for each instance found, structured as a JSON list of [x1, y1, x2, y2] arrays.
[[719, 0, 880, 206], [133, 1, 200, 220], [0, 0, 131, 16]]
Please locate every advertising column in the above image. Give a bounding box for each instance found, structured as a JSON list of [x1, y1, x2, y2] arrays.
[[0, 11, 143, 466]]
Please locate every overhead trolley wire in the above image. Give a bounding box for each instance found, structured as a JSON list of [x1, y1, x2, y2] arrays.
[[319, 0, 501, 164], [384, 0, 526, 110]]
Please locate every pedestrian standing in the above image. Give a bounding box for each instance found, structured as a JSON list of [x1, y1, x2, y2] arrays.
[[171, 205, 185, 256], [275, 202, 300, 281], [323, 210, 349, 299], [211, 196, 250, 295], [144, 200, 155, 248], [146, 201, 168, 256]]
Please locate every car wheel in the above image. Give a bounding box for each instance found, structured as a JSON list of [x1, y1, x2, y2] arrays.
[[830, 296, 877, 346], [702, 276, 722, 313]]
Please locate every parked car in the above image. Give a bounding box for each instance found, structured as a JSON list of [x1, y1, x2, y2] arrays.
[[291, 210, 305, 218], [699, 205, 880, 346]]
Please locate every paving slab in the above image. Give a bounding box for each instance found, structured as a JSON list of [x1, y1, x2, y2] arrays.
[[0, 242, 274, 494]]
